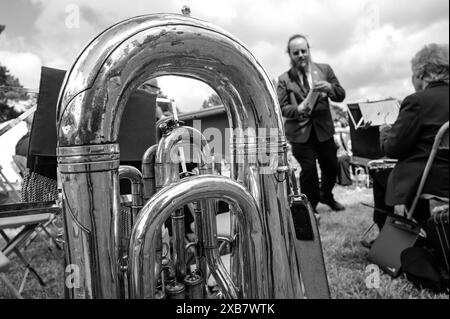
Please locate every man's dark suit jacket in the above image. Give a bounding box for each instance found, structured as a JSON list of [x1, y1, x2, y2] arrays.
[[380, 82, 449, 206], [277, 63, 346, 143]]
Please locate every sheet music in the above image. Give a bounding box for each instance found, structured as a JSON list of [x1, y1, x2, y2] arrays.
[[358, 100, 400, 126]]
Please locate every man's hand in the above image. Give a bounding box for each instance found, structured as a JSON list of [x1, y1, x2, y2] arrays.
[[378, 124, 392, 142], [297, 88, 314, 114], [313, 80, 332, 94], [297, 101, 311, 114], [379, 124, 392, 132]]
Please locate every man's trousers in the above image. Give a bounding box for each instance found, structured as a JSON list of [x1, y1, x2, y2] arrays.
[[290, 130, 338, 209]]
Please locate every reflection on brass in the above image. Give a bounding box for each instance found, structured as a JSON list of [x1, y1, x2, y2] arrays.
[[57, 13, 316, 299]]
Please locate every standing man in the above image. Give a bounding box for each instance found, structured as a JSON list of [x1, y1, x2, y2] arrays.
[[277, 34, 346, 213]]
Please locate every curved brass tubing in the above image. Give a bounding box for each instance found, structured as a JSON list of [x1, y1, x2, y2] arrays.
[[129, 175, 264, 299], [57, 14, 304, 298]]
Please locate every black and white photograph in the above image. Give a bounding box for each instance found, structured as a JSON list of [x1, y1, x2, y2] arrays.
[[0, 0, 448, 303]]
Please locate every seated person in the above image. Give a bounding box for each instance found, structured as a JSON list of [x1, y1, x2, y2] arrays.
[[372, 43, 449, 231], [14, 116, 33, 177], [15, 117, 31, 158], [334, 119, 352, 186]]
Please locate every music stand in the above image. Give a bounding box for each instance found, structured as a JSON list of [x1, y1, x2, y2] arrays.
[[347, 102, 385, 161]]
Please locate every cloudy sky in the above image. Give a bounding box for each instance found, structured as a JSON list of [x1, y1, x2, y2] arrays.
[[0, 0, 448, 112]]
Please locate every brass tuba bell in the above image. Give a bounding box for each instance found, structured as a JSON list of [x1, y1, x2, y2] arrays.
[[56, 13, 329, 299]]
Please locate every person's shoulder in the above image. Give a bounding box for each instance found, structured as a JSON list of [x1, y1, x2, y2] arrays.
[[401, 91, 420, 104], [406, 83, 447, 103], [278, 70, 290, 81], [400, 91, 426, 114], [424, 82, 449, 96], [314, 62, 333, 72], [414, 83, 449, 110]]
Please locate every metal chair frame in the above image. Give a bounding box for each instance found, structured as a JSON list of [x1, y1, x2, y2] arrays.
[[407, 121, 449, 219], [0, 201, 61, 298], [361, 121, 449, 245]]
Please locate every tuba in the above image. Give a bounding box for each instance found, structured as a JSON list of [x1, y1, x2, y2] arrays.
[[57, 13, 329, 299]]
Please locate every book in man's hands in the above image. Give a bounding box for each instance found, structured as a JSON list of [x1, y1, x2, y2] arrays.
[[289, 91, 320, 128]]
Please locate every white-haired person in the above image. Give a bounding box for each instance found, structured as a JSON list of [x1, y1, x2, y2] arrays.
[[372, 43, 449, 232]]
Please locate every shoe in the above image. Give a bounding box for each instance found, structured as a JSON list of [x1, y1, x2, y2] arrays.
[[360, 239, 375, 249], [320, 196, 345, 211]]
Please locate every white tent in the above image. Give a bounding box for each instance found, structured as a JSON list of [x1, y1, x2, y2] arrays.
[[0, 120, 27, 183]]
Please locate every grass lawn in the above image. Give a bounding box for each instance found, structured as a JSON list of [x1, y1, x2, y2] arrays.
[[319, 185, 447, 299], [0, 184, 448, 299]]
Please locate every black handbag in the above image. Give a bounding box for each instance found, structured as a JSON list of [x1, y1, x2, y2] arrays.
[[368, 215, 422, 277], [401, 246, 449, 293], [426, 207, 449, 273]]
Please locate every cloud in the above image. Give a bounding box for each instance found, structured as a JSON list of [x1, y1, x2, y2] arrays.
[[185, 0, 240, 25], [0, 0, 448, 110], [0, 50, 42, 90], [377, 0, 449, 30], [158, 76, 216, 113], [333, 19, 449, 102]]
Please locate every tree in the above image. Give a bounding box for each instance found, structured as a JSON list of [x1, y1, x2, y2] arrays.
[[0, 25, 32, 122], [0, 65, 30, 122], [201, 92, 222, 109]]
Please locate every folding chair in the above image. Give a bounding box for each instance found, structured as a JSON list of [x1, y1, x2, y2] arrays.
[[13, 67, 64, 254], [0, 250, 23, 298], [0, 67, 65, 298], [12, 155, 27, 179], [0, 201, 61, 297], [360, 122, 449, 247], [0, 164, 21, 202], [407, 121, 449, 219], [365, 123, 448, 276]]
